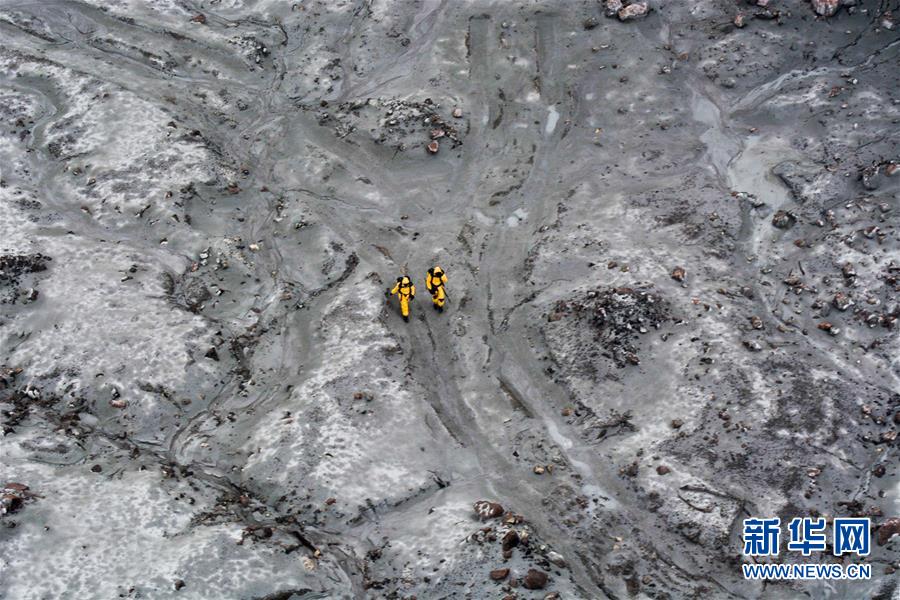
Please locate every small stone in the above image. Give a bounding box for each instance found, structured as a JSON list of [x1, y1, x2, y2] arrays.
[[750, 315, 763, 329], [842, 263, 857, 281], [91, 464, 102, 473], [743, 339, 762, 352], [671, 418, 684, 429], [876, 518, 900, 545], [772, 210, 796, 229], [490, 568, 510, 581], [110, 399, 126, 409], [604, 0, 624, 17], [547, 550, 567, 567], [811, 0, 840, 17], [734, 13, 747, 28], [1, 494, 23, 514], [248, 243, 260, 251], [670, 266, 686, 282], [190, 13, 206, 24], [618, 2, 649, 21], [833, 292, 853, 311], [174, 579, 185, 591], [533, 465, 545, 475], [452, 107, 463, 118], [427, 140, 439, 154], [473, 500, 504, 520], [502, 529, 520, 552], [817, 321, 835, 333], [523, 569, 548, 590], [656, 465, 671, 475], [430, 129, 445, 139], [584, 16, 600, 29], [561, 407, 572, 417], [873, 464, 886, 478]]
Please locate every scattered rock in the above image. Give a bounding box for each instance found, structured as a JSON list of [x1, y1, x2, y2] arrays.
[[604, 0, 624, 17], [452, 107, 463, 118], [523, 569, 548, 590], [873, 464, 886, 478], [565, 286, 670, 367], [811, 0, 840, 17], [618, 2, 649, 21], [671, 419, 684, 429], [584, 16, 600, 30], [656, 465, 671, 475], [473, 500, 504, 520], [749, 315, 763, 330], [743, 339, 762, 352], [533, 465, 545, 475], [817, 321, 839, 336], [734, 13, 747, 28], [502, 529, 520, 552], [833, 292, 853, 312], [0, 253, 49, 285], [427, 140, 439, 154], [842, 263, 857, 283], [190, 13, 206, 24], [670, 266, 686, 282], [547, 550, 567, 568], [772, 210, 796, 229], [877, 518, 900, 545], [490, 568, 510, 581], [182, 278, 211, 312], [174, 579, 186, 591], [1, 494, 23, 515]]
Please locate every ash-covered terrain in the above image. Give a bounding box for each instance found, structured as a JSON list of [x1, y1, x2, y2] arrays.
[[1, 1, 899, 598]]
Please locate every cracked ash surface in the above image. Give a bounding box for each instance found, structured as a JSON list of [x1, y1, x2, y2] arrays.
[[1, 1, 899, 599]]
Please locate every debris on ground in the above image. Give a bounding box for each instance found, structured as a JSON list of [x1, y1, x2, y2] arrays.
[[551, 286, 670, 367]]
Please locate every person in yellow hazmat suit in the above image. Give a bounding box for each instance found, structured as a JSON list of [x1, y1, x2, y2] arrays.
[[386, 275, 415, 322], [425, 266, 448, 312]]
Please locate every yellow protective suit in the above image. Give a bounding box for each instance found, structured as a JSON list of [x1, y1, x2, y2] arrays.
[[425, 267, 448, 311], [389, 276, 415, 321]]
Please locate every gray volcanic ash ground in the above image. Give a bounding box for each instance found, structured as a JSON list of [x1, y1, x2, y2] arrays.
[[1, 1, 900, 598]]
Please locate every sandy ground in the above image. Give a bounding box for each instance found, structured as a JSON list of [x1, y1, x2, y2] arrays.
[[1, 1, 899, 598]]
